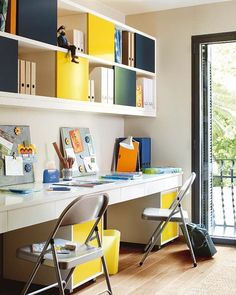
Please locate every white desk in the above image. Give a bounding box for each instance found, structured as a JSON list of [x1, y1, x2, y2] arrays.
[[0, 173, 182, 233]]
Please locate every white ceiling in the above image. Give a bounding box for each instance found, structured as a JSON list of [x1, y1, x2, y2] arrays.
[[98, 0, 231, 15]]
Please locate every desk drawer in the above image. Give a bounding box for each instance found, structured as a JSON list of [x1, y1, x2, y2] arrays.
[[145, 179, 166, 195], [7, 203, 56, 231], [121, 184, 145, 202], [0, 212, 7, 233], [107, 189, 120, 205]]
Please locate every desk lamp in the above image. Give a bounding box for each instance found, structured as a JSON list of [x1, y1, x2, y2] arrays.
[[119, 136, 142, 173]]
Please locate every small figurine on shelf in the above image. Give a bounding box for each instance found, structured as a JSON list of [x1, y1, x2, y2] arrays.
[[57, 25, 79, 64]]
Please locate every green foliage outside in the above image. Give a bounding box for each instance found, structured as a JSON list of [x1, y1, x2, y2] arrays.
[[210, 44, 236, 186]]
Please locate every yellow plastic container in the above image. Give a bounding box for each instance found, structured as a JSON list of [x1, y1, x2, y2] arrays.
[[103, 229, 121, 275]]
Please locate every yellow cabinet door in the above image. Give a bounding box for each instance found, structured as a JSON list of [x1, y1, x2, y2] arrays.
[[88, 14, 115, 62], [72, 221, 102, 287], [56, 52, 88, 101], [161, 190, 178, 244]]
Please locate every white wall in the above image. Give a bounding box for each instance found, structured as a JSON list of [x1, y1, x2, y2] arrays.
[[107, 1, 236, 243], [0, 108, 123, 181], [73, 0, 125, 22]]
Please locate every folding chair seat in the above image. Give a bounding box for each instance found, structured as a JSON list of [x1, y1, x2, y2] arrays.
[[139, 172, 197, 268], [17, 193, 112, 295]]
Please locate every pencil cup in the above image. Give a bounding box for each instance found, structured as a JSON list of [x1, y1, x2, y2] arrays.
[[62, 168, 73, 181]]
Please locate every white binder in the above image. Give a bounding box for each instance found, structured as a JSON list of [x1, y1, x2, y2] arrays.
[[31, 62, 36, 95], [90, 67, 108, 103], [19, 60, 26, 94], [25, 61, 31, 95]]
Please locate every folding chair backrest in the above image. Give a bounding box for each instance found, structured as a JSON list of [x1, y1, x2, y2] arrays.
[[59, 193, 109, 227], [170, 172, 196, 211]]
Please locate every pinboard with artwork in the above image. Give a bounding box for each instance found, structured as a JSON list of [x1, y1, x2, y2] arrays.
[[60, 127, 98, 177]]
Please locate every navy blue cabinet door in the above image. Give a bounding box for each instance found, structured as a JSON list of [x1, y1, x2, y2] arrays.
[[17, 0, 57, 45], [114, 67, 136, 106], [0, 37, 18, 93], [135, 34, 155, 73]]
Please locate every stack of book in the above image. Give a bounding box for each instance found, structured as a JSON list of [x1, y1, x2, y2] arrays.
[[101, 172, 143, 180], [142, 167, 183, 174]]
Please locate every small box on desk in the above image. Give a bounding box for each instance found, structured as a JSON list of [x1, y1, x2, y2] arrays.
[[115, 137, 151, 170]]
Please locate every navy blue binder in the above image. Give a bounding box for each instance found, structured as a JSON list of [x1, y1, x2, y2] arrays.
[[135, 33, 155, 73], [17, 0, 57, 45], [0, 36, 18, 93]]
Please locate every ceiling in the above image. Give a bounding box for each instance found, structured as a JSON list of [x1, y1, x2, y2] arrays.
[[98, 0, 231, 15]]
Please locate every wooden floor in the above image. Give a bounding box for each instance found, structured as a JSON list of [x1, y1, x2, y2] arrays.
[[1, 239, 235, 295]]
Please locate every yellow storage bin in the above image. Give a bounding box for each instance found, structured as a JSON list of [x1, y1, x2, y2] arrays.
[[103, 229, 120, 275]]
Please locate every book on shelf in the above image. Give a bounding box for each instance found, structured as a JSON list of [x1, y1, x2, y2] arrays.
[[114, 28, 122, 63], [137, 77, 154, 111], [90, 67, 114, 104], [142, 167, 183, 174]]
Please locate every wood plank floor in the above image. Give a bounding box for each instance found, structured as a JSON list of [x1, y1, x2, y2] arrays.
[[0, 239, 235, 295]]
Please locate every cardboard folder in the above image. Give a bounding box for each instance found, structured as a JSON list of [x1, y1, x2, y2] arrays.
[[116, 141, 139, 172]]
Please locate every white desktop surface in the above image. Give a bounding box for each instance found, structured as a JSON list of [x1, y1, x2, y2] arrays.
[[0, 173, 182, 233]]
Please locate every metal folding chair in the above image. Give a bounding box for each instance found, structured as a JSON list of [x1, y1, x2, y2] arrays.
[[139, 172, 197, 267], [17, 193, 112, 295]]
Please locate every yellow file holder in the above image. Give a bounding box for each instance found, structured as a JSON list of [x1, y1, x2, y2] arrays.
[[103, 229, 121, 275]]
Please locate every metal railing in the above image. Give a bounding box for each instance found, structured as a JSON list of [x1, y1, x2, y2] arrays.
[[213, 159, 236, 228]]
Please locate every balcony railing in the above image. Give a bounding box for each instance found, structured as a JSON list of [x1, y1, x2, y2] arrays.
[[212, 159, 236, 237]]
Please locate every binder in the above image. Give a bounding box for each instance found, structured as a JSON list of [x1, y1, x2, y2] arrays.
[[31, 62, 36, 95], [90, 67, 108, 103], [88, 80, 91, 101], [114, 29, 122, 63], [122, 31, 129, 66], [19, 59, 26, 94], [137, 77, 154, 111], [25, 60, 31, 95], [116, 141, 139, 172], [90, 79, 95, 102], [78, 30, 84, 53], [17, 59, 20, 93], [136, 84, 143, 107], [122, 31, 134, 67], [130, 32, 135, 67], [107, 68, 114, 104]]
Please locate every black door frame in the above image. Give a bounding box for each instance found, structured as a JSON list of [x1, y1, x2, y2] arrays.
[[192, 32, 236, 244]]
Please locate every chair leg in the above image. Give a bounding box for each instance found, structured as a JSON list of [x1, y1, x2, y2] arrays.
[[51, 242, 65, 295], [101, 255, 113, 295], [144, 222, 163, 253], [20, 253, 45, 295], [179, 208, 197, 267], [139, 222, 164, 266]]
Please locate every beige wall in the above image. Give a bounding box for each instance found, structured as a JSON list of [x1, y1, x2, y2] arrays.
[[124, 0, 236, 216], [107, 1, 236, 243]]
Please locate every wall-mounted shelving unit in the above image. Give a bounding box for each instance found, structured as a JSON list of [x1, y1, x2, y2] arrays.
[[0, 0, 156, 117]]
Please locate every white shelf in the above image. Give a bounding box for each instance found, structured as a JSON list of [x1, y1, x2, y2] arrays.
[[58, 0, 156, 41], [0, 92, 156, 117], [0, 31, 155, 77]]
